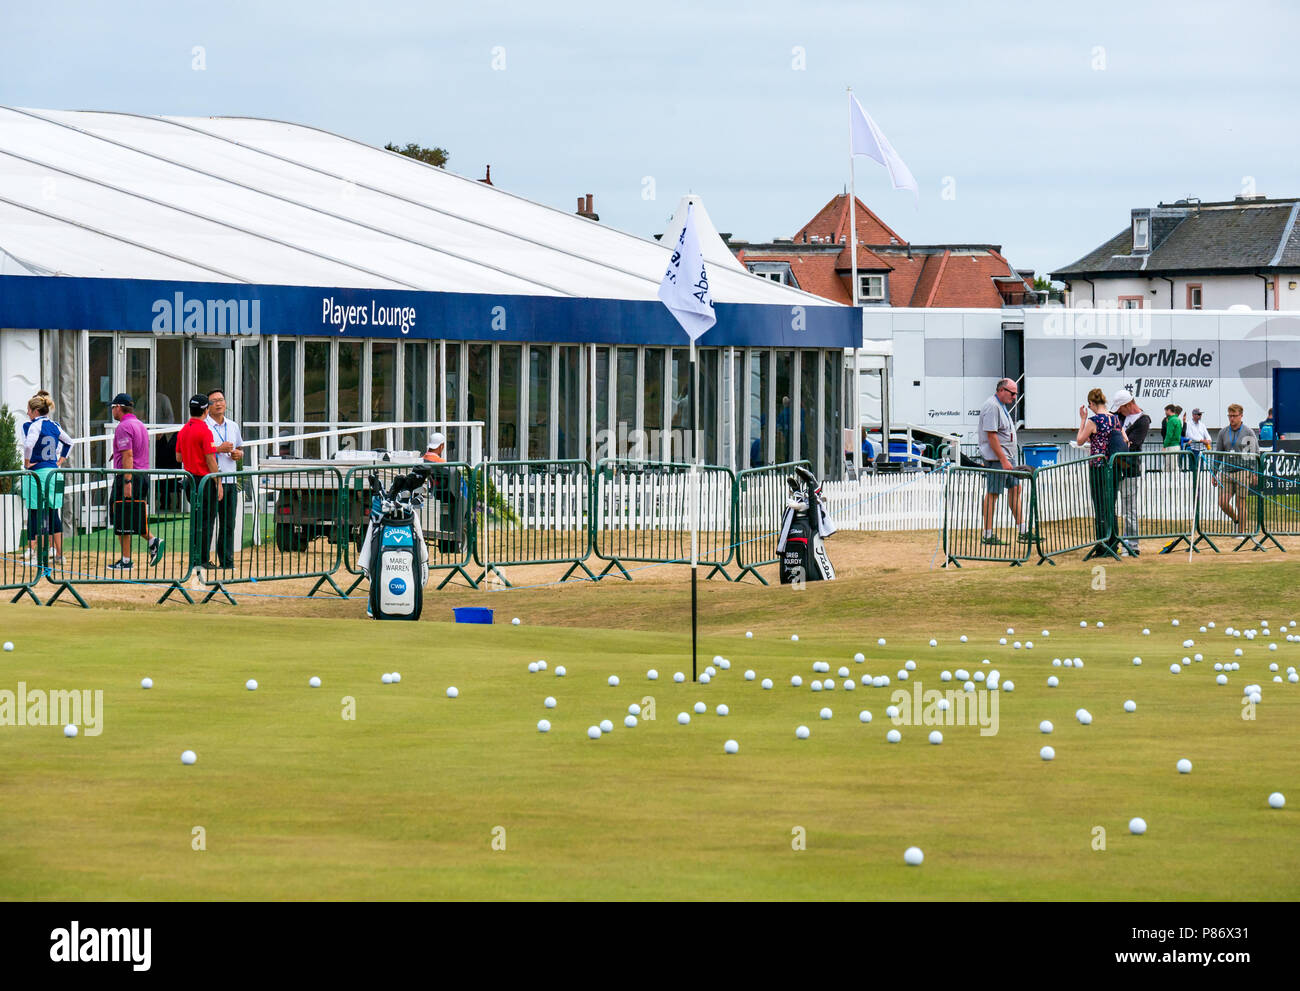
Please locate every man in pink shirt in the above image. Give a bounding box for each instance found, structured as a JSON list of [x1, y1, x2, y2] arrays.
[[109, 393, 164, 570]]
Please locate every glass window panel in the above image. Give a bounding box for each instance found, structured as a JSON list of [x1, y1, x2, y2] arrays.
[[196, 346, 226, 401], [277, 339, 297, 456], [498, 344, 521, 461], [557, 346, 581, 461], [445, 343, 463, 462], [403, 341, 428, 453], [88, 336, 113, 468], [701, 349, 719, 465], [732, 351, 744, 470], [748, 351, 768, 469], [126, 347, 150, 424], [670, 348, 691, 461], [824, 350, 841, 480], [527, 345, 552, 460], [776, 350, 793, 464], [337, 339, 361, 425], [594, 347, 610, 460], [467, 343, 491, 460], [371, 341, 396, 450], [616, 347, 637, 455], [643, 347, 665, 457], [800, 352, 817, 467], [303, 340, 330, 458], [155, 338, 183, 427]]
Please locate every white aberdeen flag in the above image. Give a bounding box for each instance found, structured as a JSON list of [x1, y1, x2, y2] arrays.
[[657, 203, 716, 343], [849, 93, 918, 199]]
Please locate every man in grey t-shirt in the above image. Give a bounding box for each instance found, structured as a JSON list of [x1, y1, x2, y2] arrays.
[[1212, 402, 1259, 530], [977, 378, 1029, 545]]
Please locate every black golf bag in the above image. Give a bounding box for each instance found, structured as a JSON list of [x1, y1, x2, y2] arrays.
[[359, 465, 432, 620], [778, 466, 837, 585]]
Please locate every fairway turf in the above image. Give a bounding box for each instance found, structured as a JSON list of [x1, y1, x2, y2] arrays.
[[1, 543, 1298, 901]]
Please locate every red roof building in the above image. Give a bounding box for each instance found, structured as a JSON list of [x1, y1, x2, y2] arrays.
[[728, 194, 1036, 307]]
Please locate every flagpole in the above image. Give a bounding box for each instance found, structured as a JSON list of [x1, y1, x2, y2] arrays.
[[690, 338, 699, 683], [848, 86, 858, 308]]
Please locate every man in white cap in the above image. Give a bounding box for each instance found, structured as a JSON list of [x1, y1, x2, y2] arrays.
[[422, 432, 446, 464], [1109, 389, 1150, 555], [1184, 407, 1211, 452]]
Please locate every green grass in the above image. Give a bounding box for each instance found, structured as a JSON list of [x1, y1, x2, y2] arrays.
[[0, 557, 1298, 901]]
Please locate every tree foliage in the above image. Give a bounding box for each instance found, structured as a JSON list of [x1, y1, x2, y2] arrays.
[[384, 142, 449, 168]]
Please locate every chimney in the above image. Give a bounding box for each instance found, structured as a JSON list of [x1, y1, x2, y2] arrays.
[[479, 165, 492, 185], [576, 193, 599, 222]]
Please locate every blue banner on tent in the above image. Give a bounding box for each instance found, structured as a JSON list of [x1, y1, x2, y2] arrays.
[[0, 275, 859, 349]]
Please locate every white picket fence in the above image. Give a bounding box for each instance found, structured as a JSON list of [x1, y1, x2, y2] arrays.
[[821, 471, 946, 531]]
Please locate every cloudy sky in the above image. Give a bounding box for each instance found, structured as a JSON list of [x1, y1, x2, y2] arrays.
[[3, 0, 1293, 275]]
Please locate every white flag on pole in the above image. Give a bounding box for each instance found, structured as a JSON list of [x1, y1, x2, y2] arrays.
[[849, 94, 918, 200], [657, 203, 716, 343]]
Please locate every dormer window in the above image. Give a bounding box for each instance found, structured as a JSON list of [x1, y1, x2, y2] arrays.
[[1132, 216, 1150, 252]]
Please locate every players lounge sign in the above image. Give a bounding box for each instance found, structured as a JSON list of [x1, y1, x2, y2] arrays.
[[1078, 341, 1215, 376]]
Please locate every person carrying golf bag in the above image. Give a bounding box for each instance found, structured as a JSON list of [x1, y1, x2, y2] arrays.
[[358, 463, 433, 620], [778, 466, 837, 584]]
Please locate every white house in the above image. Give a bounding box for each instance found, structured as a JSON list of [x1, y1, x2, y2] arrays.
[[1052, 195, 1300, 311]]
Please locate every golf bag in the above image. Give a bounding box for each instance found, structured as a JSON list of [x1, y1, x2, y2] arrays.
[[777, 466, 837, 585], [359, 464, 432, 620]]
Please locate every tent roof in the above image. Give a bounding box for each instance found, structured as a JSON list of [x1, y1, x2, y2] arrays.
[[0, 106, 838, 307]]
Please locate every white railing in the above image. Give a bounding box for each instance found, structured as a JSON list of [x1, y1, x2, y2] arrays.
[[821, 470, 946, 531]]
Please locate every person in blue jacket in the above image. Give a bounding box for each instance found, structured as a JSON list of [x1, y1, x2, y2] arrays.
[[21, 392, 72, 565]]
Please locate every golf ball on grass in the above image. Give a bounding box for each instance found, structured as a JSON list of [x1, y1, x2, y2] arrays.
[[555, 666, 566, 677], [624, 715, 638, 728], [1129, 818, 1147, 835], [1040, 721, 1054, 734], [446, 686, 459, 698], [587, 726, 601, 740], [929, 639, 937, 647], [1040, 746, 1055, 761], [381, 673, 393, 685], [536, 661, 546, 671], [537, 720, 551, 733], [878, 638, 886, 646], [527, 663, 538, 674], [1047, 676, 1059, 688], [1124, 700, 1137, 713], [843, 680, 855, 691], [1003, 681, 1015, 692], [694, 702, 706, 714], [677, 712, 690, 725], [647, 669, 658, 680], [246, 679, 259, 691], [391, 673, 401, 683], [63, 724, 77, 738], [716, 704, 729, 717], [1170, 663, 1182, 674], [940, 671, 952, 682], [791, 635, 799, 642], [745, 670, 756, 681], [745, 631, 753, 639], [1133, 657, 1142, 666], [886, 730, 901, 743], [1268, 792, 1286, 809], [819, 707, 832, 720], [705, 666, 716, 677], [308, 677, 320, 688], [960, 635, 968, 643], [544, 697, 556, 709], [811, 681, 822, 693], [599, 719, 614, 734], [928, 731, 942, 745], [854, 652, 865, 663], [1, 642, 11, 651], [1217, 675, 1228, 685], [181, 750, 197, 765], [141, 678, 153, 690], [673, 672, 685, 683], [838, 666, 850, 678], [761, 678, 773, 690], [1177, 759, 1192, 774], [904, 846, 924, 866], [512, 618, 520, 626], [795, 725, 810, 739], [1142, 629, 1150, 636], [791, 676, 803, 687], [608, 675, 620, 687], [1076, 709, 1092, 725], [859, 710, 872, 723], [724, 739, 739, 755], [886, 705, 900, 719], [937, 699, 950, 711], [963, 681, 975, 693]]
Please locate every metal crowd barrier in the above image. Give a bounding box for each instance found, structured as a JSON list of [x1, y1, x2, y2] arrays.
[[2, 469, 46, 604], [1107, 451, 1198, 556], [941, 464, 1033, 567], [1258, 452, 1300, 551], [33, 468, 196, 607], [340, 462, 476, 593], [591, 459, 736, 580], [473, 460, 593, 587], [192, 467, 346, 604], [1195, 451, 1266, 552], [1029, 455, 1117, 563], [733, 461, 810, 584]]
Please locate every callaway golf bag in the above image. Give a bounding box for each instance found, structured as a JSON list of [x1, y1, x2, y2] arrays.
[[777, 466, 837, 585], [359, 464, 432, 620]]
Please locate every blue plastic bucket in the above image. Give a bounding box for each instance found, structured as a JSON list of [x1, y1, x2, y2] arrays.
[[1022, 444, 1059, 468], [453, 607, 494, 624]]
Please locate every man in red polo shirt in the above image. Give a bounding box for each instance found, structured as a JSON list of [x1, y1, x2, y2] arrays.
[[175, 394, 233, 571]]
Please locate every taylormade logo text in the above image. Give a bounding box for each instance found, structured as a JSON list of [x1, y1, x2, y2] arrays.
[[1078, 343, 1214, 376]]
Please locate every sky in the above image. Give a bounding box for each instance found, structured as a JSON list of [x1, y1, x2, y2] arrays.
[[2, 0, 1295, 277]]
